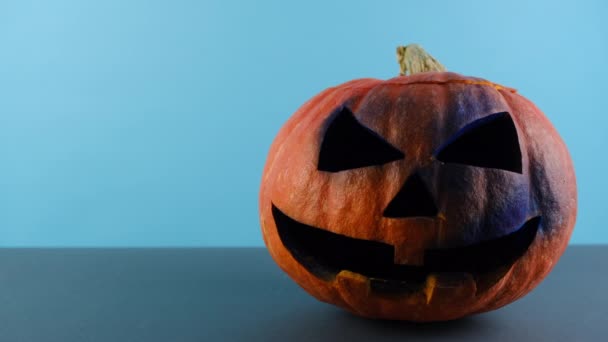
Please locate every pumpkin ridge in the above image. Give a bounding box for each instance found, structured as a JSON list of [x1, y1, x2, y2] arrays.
[[326, 78, 516, 93], [384, 79, 517, 93]]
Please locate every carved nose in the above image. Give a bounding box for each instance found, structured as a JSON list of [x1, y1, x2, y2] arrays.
[[383, 173, 438, 218]]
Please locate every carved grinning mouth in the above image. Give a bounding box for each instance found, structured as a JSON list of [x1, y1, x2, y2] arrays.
[[272, 204, 540, 293]]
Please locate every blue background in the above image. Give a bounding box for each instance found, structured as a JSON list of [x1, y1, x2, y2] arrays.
[[0, 0, 605, 246]]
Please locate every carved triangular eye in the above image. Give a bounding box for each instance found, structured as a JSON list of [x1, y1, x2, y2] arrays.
[[435, 112, 522, 173], [318, 107, 404, 172]]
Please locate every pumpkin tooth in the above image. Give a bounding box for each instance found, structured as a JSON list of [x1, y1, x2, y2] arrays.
[[424, 273, 477, 305], [336, 269, 368, 282], [424, 274, 438, 304], [335, 270, 371, 296]]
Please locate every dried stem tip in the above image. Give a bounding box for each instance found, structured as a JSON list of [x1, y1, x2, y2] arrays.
[[396, 44, 446, 76]]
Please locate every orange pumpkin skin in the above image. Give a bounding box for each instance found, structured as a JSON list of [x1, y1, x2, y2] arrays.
[[259, 72, 577, 321]]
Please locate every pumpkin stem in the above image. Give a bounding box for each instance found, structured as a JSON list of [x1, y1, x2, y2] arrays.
[[396, 44, 446, 76]]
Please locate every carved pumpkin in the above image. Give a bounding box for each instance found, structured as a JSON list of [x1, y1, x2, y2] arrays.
[[259, 45, 576, 321]]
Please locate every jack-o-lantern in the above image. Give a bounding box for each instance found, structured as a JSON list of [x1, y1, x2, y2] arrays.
[[259, 44, 577, 321]]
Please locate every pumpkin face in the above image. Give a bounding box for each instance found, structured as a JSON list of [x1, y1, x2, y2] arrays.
[[259, 72, 576, 321]]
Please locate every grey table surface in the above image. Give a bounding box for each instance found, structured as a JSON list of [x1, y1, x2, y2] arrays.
[[0, 246, 605, 341]]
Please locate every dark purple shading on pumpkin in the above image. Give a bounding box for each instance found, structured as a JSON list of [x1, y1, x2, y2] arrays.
[[435, 112, 523, 173]]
